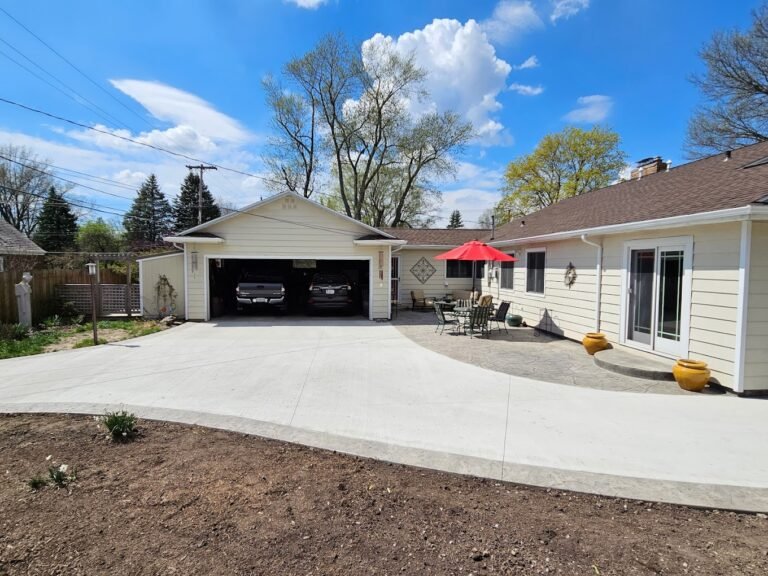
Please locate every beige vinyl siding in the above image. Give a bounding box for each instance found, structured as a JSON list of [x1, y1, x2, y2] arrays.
[[487, 239, 598, 338], [490, 222, 742, 388], [185, 196, 390, 320], [744, 222, 768, 391], [139, 253, 185, 319], [603, 223, 740, 387], [394, 248, 475, 304]]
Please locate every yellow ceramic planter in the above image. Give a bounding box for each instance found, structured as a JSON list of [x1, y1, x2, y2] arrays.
[[672, 359, 711, 392], [582, 332, 609, 356]]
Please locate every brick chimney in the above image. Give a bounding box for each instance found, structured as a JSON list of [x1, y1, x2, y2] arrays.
[[630, 156, 668, 180]]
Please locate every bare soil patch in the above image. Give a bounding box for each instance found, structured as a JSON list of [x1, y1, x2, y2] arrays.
[[1, 414, 766, 575]]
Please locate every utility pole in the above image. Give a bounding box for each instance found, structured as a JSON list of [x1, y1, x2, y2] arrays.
[[185, 164, 217, 225]]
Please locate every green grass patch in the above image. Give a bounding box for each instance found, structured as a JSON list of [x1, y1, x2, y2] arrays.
[[73, 337, 97, 349], [0, 330, 61, 360]]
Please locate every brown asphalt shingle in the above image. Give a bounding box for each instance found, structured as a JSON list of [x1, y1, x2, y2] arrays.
[[0, 218, 45, 255], [490, 142, 768, 243], [379, 228, 490, 246]]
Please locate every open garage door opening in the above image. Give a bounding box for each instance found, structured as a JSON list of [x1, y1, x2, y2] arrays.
[[208, 258, 371, 319]]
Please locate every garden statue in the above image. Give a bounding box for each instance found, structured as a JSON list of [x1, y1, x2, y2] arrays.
[[15, 272, 33, 328]]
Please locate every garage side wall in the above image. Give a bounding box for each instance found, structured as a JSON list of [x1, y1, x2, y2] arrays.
[[185, 197, 390, 320], [139, 253, 186, 319]]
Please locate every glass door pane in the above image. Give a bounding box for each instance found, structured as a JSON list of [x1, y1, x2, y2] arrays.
[[655, 249, 684, 353], [627, 249, 655, 346], [391, 257, 400, 303]]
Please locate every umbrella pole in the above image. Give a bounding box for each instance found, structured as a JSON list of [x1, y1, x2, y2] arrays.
[[472, 261, 476, 294]]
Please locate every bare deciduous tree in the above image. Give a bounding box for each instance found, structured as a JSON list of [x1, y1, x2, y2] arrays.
[[0, 145, 57, 235], [686, 4, 768, 157], [264, 33, 473, 227]]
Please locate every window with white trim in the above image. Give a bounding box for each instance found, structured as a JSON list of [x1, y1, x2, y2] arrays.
[[526, 250, 545, 294], [500, 255, 514, 289]]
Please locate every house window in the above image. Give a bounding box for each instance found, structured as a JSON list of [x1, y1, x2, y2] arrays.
[[446, 260, 485, 278], [526, 250, 545, 294], [500, 256, 514, 290]]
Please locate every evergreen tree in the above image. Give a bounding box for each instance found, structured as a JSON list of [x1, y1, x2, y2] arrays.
[[124, 174, 173, 246], [32, 186, 78, 251], [447, 210, 464, 229], [172, 172, 221, 232]]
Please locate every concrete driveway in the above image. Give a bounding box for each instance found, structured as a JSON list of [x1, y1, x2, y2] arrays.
[[2, 318, 768, 512]]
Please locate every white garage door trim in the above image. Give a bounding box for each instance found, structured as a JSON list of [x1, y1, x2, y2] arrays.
[[203, 254, 375, 321]]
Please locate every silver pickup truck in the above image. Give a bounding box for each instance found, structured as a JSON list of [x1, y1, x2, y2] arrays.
[[235, 274, 287, 313]]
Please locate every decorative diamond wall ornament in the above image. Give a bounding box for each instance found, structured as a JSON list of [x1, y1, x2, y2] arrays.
[[410, 257, 436, 284]]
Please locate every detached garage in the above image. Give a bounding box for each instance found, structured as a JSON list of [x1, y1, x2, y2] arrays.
[[146, 192, 404, 321]]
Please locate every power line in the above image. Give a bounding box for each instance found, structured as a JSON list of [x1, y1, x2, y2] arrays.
[[0, 37, 134, 131], [0, 153, 135, 201], [0, 96, 288, 185], [0, 6, 155, 130]]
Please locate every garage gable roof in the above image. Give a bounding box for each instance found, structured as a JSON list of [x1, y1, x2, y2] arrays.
[[174, 192, 397, 239]]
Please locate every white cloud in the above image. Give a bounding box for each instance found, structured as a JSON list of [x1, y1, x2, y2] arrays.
[[482, 1, 543, 44], [509, 83, 544, 96], [514, 55, 539, 70], [109, 79, 251, 144], [113, 169, 148, 188], [563, 95, 613, 122], [550, 0, 590, 23], [436, 161, 504, 226], [284, 0, 327, 9], [363, 19, 513, 141]]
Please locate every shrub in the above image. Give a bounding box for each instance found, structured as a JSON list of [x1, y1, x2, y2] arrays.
[[0, 323, 29, 341], [27, 475, 48, 491], [58, 300, 84, 325], [100, 410, 138, 441], [41, 315, 62, 329]]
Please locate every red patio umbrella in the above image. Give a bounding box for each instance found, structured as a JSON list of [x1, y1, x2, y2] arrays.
[[434, 240, 517, 292]]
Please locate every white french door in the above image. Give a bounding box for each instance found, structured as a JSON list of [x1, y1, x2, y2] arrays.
[[622, 237, 692, 358]]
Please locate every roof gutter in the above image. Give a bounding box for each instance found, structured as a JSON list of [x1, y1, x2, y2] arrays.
[[163, 236, 224, 244], [490, 204, 768, 247], [353, 239, 408, 246], [580, 234, 603, 333]]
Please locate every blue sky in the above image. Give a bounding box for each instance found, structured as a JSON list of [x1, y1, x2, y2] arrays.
[[0, 0, 760, 227]]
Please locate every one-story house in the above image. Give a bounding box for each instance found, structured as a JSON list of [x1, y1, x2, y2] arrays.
[[0, 218, 45, 272], [138, 142, 768, 393]]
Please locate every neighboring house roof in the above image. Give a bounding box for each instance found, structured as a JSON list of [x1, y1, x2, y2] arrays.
[[171, 191, 397, 240], [491, 141, 768, 243], [0, 218, 45, 256], [380, 227, 490, 246]]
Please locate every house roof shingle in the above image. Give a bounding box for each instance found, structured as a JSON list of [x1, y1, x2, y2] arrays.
[[490, 141, 768, 243], [380, 227, 490, 246], [0, 218, 45, 256]]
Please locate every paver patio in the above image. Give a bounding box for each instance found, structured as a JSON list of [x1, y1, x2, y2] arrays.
[[1, 318, 767, 511]]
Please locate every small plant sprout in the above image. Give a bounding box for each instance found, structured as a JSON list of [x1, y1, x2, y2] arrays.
[[100, 410, 138, 442], [27, 475, 48, 491], [48, 464, 74, 488]]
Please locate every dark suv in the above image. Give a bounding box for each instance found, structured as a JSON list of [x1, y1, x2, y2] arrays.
[[306, 273, 354, 313], [235, 273, 286, 313]]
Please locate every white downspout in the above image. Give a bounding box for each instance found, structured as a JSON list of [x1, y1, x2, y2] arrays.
[[580, 234, 603, 333]]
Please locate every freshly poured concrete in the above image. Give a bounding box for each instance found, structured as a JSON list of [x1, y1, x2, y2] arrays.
[[1, 319, 767, 512]]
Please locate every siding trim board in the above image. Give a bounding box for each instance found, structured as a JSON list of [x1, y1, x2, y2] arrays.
[[733, 220, 752, 393], [202, 254, 375, 322]]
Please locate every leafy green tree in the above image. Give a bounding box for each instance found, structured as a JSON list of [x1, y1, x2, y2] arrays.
[[686, 4, 768, 157], [447, 210, 464, 229], [172, 172, 221, 232], [76, 219, 123, 253], [496, 126, 626, 219], [32, 186, 78, 251], [123, 174, 172, 246]]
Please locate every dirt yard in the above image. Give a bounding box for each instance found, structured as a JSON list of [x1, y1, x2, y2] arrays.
[[1, 414, 766, 575]]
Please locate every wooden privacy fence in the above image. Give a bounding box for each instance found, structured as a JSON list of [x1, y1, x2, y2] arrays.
[[0, 269, 129, 324]]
